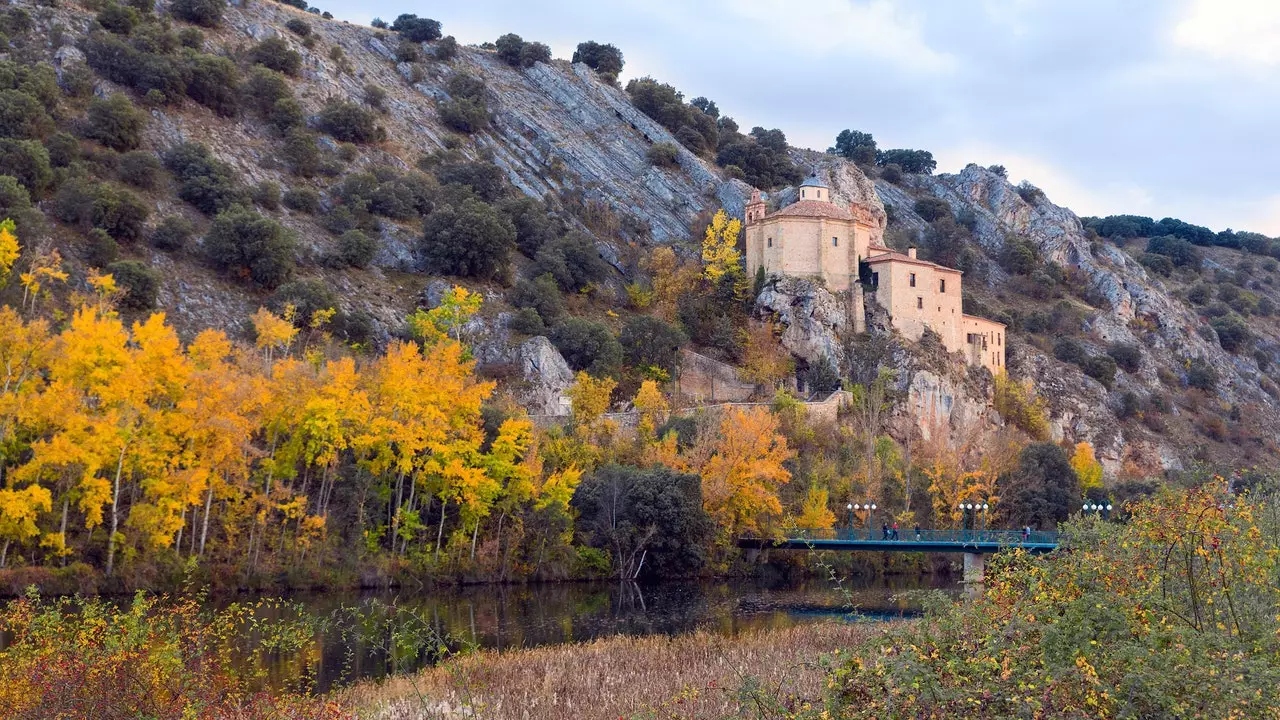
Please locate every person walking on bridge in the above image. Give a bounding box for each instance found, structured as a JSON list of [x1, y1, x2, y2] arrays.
[[891, 521, 899, 540], [914, 524, 921, 541]]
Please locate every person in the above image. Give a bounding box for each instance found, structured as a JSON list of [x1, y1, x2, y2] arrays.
[[914, 524, 922, 541], [891, 521, 899, 540], [1022, 525, 1031, 541], [881, 523, 889, 540]]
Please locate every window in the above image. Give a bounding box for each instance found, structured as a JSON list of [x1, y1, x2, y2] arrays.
[[917, 297, 923, 309], [939, 278, 946, 293], [832, 236, 838, 247], [871, 271, 879, 287], [767, 237, 772, 248], [801, 189, 806, 198], [909, 272, 916, 287], [998, 332, 1002, 346]]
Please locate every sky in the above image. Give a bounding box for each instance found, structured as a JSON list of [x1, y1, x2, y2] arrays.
[[324, 0, 1280, 235]]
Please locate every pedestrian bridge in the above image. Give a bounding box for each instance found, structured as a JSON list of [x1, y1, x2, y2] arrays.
[[737, 529, 1060, 582]]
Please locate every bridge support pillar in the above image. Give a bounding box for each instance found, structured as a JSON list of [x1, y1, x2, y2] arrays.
[[963, 552, 985, 584], [744, 548, 760, 564]]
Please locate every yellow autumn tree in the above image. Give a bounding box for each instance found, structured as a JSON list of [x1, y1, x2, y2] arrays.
[[795, 486, 836, 532], [408, 285, 483, 345], [683, 407, 794, 537], [993, 371, 1050, 441], [739, 321, 794, 389], [0, 218, 18, 287], [701, 210, 743, 287], [1070, 441, 1104, 492], [633, 380, 669, 446], [567, 371, 617, 447]]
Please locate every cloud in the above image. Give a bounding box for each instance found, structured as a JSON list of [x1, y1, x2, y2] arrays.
[[1172, 0, 1280, 67], [718, 0, 954, 73]]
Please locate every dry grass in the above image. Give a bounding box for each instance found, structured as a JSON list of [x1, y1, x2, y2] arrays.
[[342, 620, 885, 720]]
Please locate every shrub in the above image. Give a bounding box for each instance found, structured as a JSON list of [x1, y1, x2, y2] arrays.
[[85, 227, 120, 267], [1211, 313, 1251, 353], [646, 141, 679, 168], [495, 33, 525, 66], [177, 27, 204, 48], [362, 84, 388, 112], [993, 371, 1050, 440], [435, 158, 506, 201], [252, 180, 281, 210], [46, 132, 80, 167], [1052, 337, 1085, 365], [150, 214, 193, 250], [434, 35, 458, 61], [80, 31, 187, 104], [913, 196, 951, 222], [336, 228, 375, 268], [284, 18, 310, 36], [879, 163, 903, 184], [243, 65, 291, 113], [390, 13, 441, 42], [417, 197, 516, 280], [52, 178, 149, 242], [1146, 234, 1201, 268], [1187, 357, 1217, 391], [163, 142, 244, 214], [249, 37, 301, 76], [316, 99, 382, 144], [437, 98, 487, 133], [0, 89, 52, 141], [117, 150, 163, 190], [280, 128, 321, 176], [550, 317, 623, 376], [534, 231, 610, 291], [508, 306, 545, 335], [1081, 354, 1117, 389], [170, 0, 224, 27], [84, 93, 146, 151], [282, 186, 320, 213], [500, 195, 556, 256], [875, 148, 936, 174], [181, 51, 240, 117], [269, 277, 337, 322], [519, 41, 551, 67], [0, 138, 52, 194], [509, 273, 565, 325], [97, 3, 140, 34], [1106, 343, 1142, 373], [106, 259, 160, 309], [395, 38, 420, 62], [572, 41, 623, 75], [203, 204, 296, 288], [1139, 251, 1173, 276], [620, 315, 687, 375]]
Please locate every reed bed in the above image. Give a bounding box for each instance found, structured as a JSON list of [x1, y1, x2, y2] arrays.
[[345, 620, 883, 720]]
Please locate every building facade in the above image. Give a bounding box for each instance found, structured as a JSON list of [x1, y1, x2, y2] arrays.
[[744, 177, 1006, 374]]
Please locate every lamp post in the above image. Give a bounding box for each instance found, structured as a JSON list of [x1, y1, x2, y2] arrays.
[[1083, 502, 1113, 520], [853, 503, 877, 539], [980, 503, 990, 538], [846, 503, 854, 539]]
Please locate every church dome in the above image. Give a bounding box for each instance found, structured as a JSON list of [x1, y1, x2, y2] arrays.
[[799, 175, 827, 188], [798, 175, 829, 201]]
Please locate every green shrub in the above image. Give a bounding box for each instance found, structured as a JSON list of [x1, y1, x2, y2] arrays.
[[268, 96, 305, 133], [1146, 234, 1201, 268], [620, 315, 687, 375], [171, 0, 224, 27], [1187, 357, 1217, 391], [336, 228, 375, 268], [80, 31, 187, 104], [249, 37, 301, 76], [390, 14, 441, 42], [508, 306, 545, 335], [177, 26, 204, 48], [85, 227, 120, 267], [519, 41, 551, 67], [572, 41, 623, 75], [45, 132, 81, 167], [1187, 283, 1211, 304], [913, 196, 951, 222], [879, 163, 903, 184], [316, 99, 382, 144], [117, 150, 163, 190], [417, 197, 515, 280], [84, 93, 146, 151], [437, 98, 487, 133], [284, 18, 310, 36], [495, 33, 524, 66], [282, 186, 320, 213], [363, 84, 387, 111], [1211, 313, 1251, 353], [268, 277, 337, 323], [252, 180, 280, 210], [434, 35, 458, 61], [1106, 343, 1142, 373], [500, 195, 556, 256], [181, 51, 240, 117], [163, 142, 244, 214], [509, 273, 565, 325], [0, 89, 52, 140], [646, 141, 679, 168], [106, 259, 159, 309], [96, 3, 140, 34], [150, 214, 193, 251], [1139, 251, 1173, 276], [533, 231, 609, 291], [0, 138, 52, 194], [1052, 337, 1085, 364], [394, 38, 420, 63], [550, 317, 622, 376], [203, 204, 296, 288], [243, 66, 291, 114], [1081, 354, 1117, 388], [52, 178, 149, 242], [0, 174, 31, 215], [435, 158, 506, 201]]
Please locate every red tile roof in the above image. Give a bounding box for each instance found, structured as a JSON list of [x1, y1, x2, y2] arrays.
[[865, 250, 963, 274], [766, 200, 856, 221]]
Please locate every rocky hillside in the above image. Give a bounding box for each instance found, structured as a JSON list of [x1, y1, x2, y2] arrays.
[[5, 0, 1278, 474]]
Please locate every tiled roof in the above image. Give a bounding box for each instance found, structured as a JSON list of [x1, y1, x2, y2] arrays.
[[865, 250, 963, 274], [767, 200, 856, 221], [799, 176, 828, 188]]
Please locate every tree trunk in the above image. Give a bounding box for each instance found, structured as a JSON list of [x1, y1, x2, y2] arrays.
[[470, 521, 478, 561], [436, 499, 446, 561], [175, 505, 185, 555], [59, 499, 68, 567], [198, 485, 213, 557], [1, 539, 9, 568], [106, 446, 126, 576]]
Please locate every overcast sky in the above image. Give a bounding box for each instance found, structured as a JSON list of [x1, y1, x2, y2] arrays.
[[326, 0, 1280, 235]]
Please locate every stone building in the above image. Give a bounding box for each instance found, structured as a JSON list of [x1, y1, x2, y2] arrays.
[[745, 176, 1006, 374]]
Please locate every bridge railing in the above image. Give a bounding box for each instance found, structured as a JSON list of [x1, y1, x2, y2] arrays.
[[755, 528, 1060, 546]]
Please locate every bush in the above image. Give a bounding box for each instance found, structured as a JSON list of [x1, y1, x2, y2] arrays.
[[437, 98, 487, 133], [177, 27, 204, 48], [1052, 337, 1085, 365], [203, 205, 296, 288], [336, 228, 375, 268], [117, 150, 163, 190], [163, 142, 244, 215], [993, 371, 1050, 440], [106, 259, 160, 309], [280, 128, 321, 176], [509, 273, 565, 325], [97, 3, 141, 34], [875, 148, 936, 174], [249, 37, 301, 76], [913, 196, 951, 222], [80, 31, 187, 104], [418, 197, 516, 281], [46, 132, 80, 167], [1187, 283, 1211, 304], [1187, 357, 1217, 391], [1146, 234, 1201, 268], [1211, 313, 1251, 353], [252, 180, 281, 210], [181, 51, 240, 117], [1106, 343, 1142, 373], [0, 89, 53, 141], [435, 158, 506, 201], [1139, 252, 1174, 276], [880, 163, 903, 184], [572, 41, 623, 75], [170, 0, 224, 27], [550, 317, 622, 376], [1081, 354, 1117, 388], [269, 277, 338, 323], [533, 231, 610, 291], [84, 93, 146, 151], [390, 14, 441, 42], [495, 33, 525, 66], [508, 306, 545, 335], [646, 141, 679, 168], [0, 138, 52, 194], [620, 315, 687, 375], [316, 99, 382, 144], [284, 18, 310, 36], [85, 228, 120, 267], [243, 65, 292, 114], [150, 214, 193, 250], [394, 38, 421, 62], [519, 41, 551, 67], [500, 195, 556, 256], [434, 35, 458, 61], [52, 178, 149, 242], [282, 186, 320, 213]]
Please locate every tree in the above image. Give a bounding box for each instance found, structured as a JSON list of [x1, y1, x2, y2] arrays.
[[739, 321, 793, 389], [1069, 441, 1104, 493], [249, 37, 301, 76], [317, 100, 381, 144], [619, 315, 687, 377], [832, 129, 877, 164], [495, 33, 525, 66], [796, 486, 835, 531], [876, 148, 936, 174], [701, 209, 743, 287], [181, 51, 241, 118], [171, 0, 225, 27], [533, 232, 610, 292], [993, 371, 1050, 441], [572, 41, 624, 75], [84, 93, 146, 151], [106, 260, 160, 310], [418, 198, 516, 281], [203, 205, 296, 288], [0, 88, 53, 140], [997, 442, 1081, 529], [1212, 313, 1251, 353], [913, 196, 951, 223], [550, 318, 622, 376], [0, 218, 18, 286], [391, 14, 442, 42]]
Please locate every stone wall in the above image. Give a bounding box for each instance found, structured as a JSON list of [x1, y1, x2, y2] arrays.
[[677, 349, 760, 403]]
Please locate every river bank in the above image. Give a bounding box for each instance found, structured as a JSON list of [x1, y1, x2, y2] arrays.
[[341, 620, 881, 720]]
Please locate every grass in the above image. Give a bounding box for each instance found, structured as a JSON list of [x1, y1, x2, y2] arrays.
[[343, 620, 883, 719]]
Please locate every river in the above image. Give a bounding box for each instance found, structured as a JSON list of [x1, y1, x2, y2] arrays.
[[244, 574, 960, 692]]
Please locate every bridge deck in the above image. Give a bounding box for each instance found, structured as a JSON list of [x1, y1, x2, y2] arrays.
[[738, 529, 1059, 555]]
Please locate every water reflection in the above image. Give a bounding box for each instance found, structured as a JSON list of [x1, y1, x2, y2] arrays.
[[250, 574, 958, 692]]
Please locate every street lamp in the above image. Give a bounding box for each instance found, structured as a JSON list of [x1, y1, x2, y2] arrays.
[[980, 503, 990, 534], [847, 503, 853, 537]]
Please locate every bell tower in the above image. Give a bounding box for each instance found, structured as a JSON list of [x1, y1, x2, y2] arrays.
[[745, 188, 766, 225]]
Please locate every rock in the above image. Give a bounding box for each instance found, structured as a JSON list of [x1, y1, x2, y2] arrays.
[[515, 336, 574, 416], [756, 276, 853, 369], [420, 279, 450, 309]]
